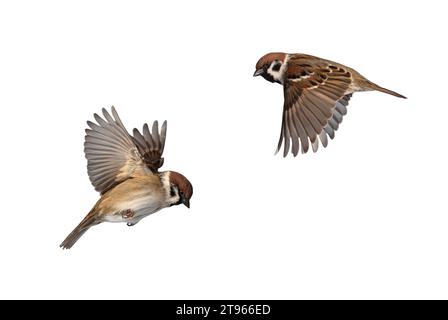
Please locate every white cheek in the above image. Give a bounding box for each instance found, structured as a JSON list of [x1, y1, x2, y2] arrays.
[[267, 55, 290, 84], [169, 193, 180, 205], [268, 64, 283, 83]]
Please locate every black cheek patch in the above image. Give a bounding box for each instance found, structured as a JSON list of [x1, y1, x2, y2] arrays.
[[272, 63, 281, 72]]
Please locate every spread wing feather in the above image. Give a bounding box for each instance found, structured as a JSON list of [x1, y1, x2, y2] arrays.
[[277, 54, 354, 156], [84, 107, 167, 194]]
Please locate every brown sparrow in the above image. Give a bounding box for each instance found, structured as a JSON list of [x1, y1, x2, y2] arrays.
[[60, 107, 193, 249], [253, 52, 406, 156]]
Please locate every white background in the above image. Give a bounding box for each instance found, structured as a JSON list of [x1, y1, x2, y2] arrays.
[[0, 0, 446, 299]]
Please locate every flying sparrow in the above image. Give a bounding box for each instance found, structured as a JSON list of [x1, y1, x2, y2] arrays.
[[60, 107, 193, 249], [253, 52, 406, 156]]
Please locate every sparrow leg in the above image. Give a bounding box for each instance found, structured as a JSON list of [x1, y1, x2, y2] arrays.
[[127, 217, 143, 227], [121, 209, 135, 220]]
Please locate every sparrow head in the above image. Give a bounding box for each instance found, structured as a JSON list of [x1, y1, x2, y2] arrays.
[[164, 171, 193, 208], [253, 52, 287, 84]]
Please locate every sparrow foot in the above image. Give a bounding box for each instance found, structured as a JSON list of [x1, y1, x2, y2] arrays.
[[121, 209, 135, 220]]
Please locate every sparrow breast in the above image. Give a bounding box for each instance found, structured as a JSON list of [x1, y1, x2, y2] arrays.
[[98, 175, 165, 222]]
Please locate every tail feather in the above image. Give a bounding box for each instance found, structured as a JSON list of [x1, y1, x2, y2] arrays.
[[60, 211, 98, 249], [365, 81, 407, 99]]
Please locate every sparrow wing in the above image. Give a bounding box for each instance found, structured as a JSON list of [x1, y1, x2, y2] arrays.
[[84, 107, 160, 195], [131, 120, 167, 173], [278, 55, 353, 156]]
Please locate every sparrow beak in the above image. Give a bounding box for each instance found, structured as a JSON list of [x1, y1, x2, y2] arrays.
[[182, 198, 190, 209], [253, 69, 264, 77]]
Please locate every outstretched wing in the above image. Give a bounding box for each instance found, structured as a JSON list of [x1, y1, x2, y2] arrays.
[[131, 120, 167, 173], [278, 55, 354, 156], [84, 107, 167, 194]]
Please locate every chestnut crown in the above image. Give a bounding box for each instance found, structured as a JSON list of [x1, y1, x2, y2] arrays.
[[169, 171, 193, 207]]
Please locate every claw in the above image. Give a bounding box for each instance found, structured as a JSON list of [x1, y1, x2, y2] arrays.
[[121, 209, 135, 219]]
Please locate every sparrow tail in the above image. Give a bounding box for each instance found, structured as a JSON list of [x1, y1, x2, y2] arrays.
[[365, 81, 407, 99], [60, 211, 99, 249]]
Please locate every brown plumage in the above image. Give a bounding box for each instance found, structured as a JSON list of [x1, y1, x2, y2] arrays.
[[169, 171, 193, 200], [60, 208, 99, 250], [256, 52, 286, 70], [60, 107, 193, 249], [254, 52, 406, 156]]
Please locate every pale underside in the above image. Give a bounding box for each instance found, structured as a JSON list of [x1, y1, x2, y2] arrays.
[[96, 175, 167, 225]]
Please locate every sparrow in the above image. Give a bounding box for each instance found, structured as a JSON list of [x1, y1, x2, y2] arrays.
[[60, 107, 193, 249], [253, 52, 406, 156]]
